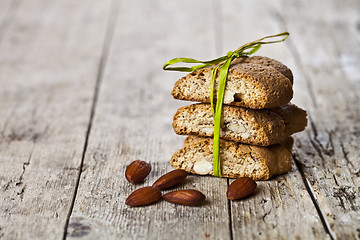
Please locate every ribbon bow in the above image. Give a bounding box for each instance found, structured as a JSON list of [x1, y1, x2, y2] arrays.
[[163, 32, 289, 177]]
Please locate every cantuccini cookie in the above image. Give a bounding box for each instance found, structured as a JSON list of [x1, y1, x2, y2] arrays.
[[170, 136, 294, 180], [232, 56, 293, 83], [171, 56, 293, 109], [172, 103, 307, 146]]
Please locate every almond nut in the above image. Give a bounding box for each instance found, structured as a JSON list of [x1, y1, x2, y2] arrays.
[[223, 90, 236, 103], [227, 122, 246, 133], [125, 160, 151, 183], [193, 159, 212, 175], [125, 186, 161, 207], [163, 189, 205, 206], [227, 177, 257, 200], [152, 169, 188, 190]]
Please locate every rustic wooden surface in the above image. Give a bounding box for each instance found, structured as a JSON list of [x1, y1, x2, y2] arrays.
[[0, 0, 359, 239]]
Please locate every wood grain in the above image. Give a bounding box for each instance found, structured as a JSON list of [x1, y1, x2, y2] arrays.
[[0, 0, 359, 239], [274, 0, 360, 239], [0, 0, 111, 239], [66, 0, 232, 239], [220, 1, 329, 239]]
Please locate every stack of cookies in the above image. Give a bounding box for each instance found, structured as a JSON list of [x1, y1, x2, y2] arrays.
[[169, 56, 307, 180]]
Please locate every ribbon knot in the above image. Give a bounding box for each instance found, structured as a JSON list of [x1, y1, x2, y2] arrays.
[[226, 51, 235, 58], [163, 32, 289, 177]]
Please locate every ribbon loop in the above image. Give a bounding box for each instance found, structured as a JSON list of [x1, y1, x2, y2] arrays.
[[163, 32, 290, 177]]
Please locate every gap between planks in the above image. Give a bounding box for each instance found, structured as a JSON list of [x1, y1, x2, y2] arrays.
[[65, 0, 348, 239], [226, 178, 234, 240], [274, 5, 341, 240], [212, 1, 235, 240], [293, 154, 336, 240], [62, 0, 121, 239]]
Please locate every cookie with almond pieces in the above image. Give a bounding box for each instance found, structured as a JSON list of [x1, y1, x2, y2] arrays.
[[171, 56, 294, 109], [170, 136, 294, 180]]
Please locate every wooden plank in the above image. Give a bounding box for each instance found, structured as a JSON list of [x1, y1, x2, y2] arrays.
[[67, 0, 232, 239], [274, 0, 360, 239], [0, 0, 111, 239], [219, 0, 330, 239]]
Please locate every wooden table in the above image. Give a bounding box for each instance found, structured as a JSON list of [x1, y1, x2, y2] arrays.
[[0, 0, 359, 239]]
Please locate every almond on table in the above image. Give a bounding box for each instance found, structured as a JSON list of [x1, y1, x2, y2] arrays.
[[152, 169, 188, 190], [227, 177, 257, 200], [125, 160, 152, 183], [125, 186, 162, 207], [163, 189, 205, 206]]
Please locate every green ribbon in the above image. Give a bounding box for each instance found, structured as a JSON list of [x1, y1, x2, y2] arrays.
[[163, 32, 289, 177]]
